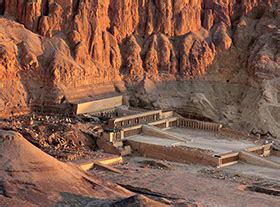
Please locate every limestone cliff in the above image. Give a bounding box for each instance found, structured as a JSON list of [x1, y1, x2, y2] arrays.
[[0, 1, 279, 137], [1, 0, 273, 86]]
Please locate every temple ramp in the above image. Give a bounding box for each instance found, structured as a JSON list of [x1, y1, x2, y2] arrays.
[[142, 125, 192, 142], [239, 151, 280, 169]]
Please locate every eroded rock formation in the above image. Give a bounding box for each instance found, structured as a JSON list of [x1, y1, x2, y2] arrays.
[[2, 0, 272, 86], [0, 0, 279, 137]]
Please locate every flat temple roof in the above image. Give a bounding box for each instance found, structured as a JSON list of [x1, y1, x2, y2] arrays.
[[74, 95, 123, 115], [70, 94, 123, 104], [109, 110, 162, 123]]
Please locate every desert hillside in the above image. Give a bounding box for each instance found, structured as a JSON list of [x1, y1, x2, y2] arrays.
[[0, 0, 279, 137], [0, 129, 170, 206]]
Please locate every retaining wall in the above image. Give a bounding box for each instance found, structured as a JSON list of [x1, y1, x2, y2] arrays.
[[73, 96, 123, 115]]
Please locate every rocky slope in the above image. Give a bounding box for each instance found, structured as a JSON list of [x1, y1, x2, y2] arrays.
[[0, 1, 279, 137], [0, 129, 169, 206]]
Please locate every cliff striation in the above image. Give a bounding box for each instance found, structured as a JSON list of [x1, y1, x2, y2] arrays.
[[0, 0, 279, 137]]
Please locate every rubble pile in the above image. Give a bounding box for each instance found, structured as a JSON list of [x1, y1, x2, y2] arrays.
[[0, 114, 104, 161]]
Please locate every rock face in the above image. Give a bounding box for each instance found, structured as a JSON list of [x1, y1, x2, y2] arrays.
[[0, 1, 279, 136], [1, 0, 270, 87], [133, 2, 280, 138]]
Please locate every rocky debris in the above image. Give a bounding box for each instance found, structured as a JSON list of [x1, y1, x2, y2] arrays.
[[200, 168, 280, 197], [251, 129, 276, 140], [97, 138, 132, 157], [247, 180, 280, 196], [78, 114, 102, 123], [0, 114, 104, 161], [138, 160, 173, 170], [138, 160, 172, 170], [199, 168, 261, 185]]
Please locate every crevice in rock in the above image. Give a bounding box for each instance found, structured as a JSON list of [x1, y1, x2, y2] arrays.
[[88, 22, 94, 56], [106, 27, 113, 36], [36, 16, 42, 33], [109, 50, 114, 66], [0, 0, 5, 15], [247, 185, 280, 196], [247, 37, 257, 50], [118, 184, 181, 200], [200, 0, 206, 30], [177, 51, 181, 77], [0, 181, 9, 198], [102, 32, 106, 50], [72, 0, 80, 19], [42, 0, 49, 16], [169, 51, 173, 67]]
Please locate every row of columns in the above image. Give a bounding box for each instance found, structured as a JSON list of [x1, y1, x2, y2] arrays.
[[124, 128, 142, 138], [179, 119, 222, 131], [92, 109, 115, 117], [114, 113, 161, 129]]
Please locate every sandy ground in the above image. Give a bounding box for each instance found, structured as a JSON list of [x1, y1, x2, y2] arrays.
[[222, 163, 280, 182], [91, 156, 280, 207]]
